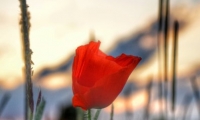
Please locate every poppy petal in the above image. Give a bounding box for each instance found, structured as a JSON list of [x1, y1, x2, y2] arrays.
[[82, 56, 141, 109]]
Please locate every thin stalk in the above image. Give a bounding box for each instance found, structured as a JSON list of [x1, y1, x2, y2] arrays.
[[158, 0, 163, 33], [144, 79, 153, 120], [157, 0, 165, 117], [110, 104, 114, 120], [164, 0, 169, 83], [171, 20, 179, 119], [163, 0, 170, 118], [19, 0, 34, 120]]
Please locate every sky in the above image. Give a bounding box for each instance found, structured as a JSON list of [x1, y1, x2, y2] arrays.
[[0, 0, 157, 89], [0, 0, 200, 90]]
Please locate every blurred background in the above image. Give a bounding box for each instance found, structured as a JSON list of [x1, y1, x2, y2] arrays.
[[0, 0, 200, 119]]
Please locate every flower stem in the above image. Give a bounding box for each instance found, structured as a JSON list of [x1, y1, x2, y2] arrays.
[[88, 109, 91, 120], [110, 104, 114, 120]]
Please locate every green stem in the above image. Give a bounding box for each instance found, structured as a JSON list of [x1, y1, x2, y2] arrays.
[[110, 104, 114, 120], [88, 109, 91, 120]]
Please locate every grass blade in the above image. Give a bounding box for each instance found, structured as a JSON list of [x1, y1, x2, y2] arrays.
[[36, 90, 42, 108], [0, 93, 11, 116], [181, 94, 192, 120], [190, 76, 200, 119], [34, 98, 46, 120], [94, 109, 101, 120]]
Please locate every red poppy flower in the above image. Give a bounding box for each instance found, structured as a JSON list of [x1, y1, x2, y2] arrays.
[[72, 41, 141, 110]]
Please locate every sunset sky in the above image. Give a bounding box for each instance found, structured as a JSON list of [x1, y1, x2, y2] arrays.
[[0, 0, 200, 90]]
